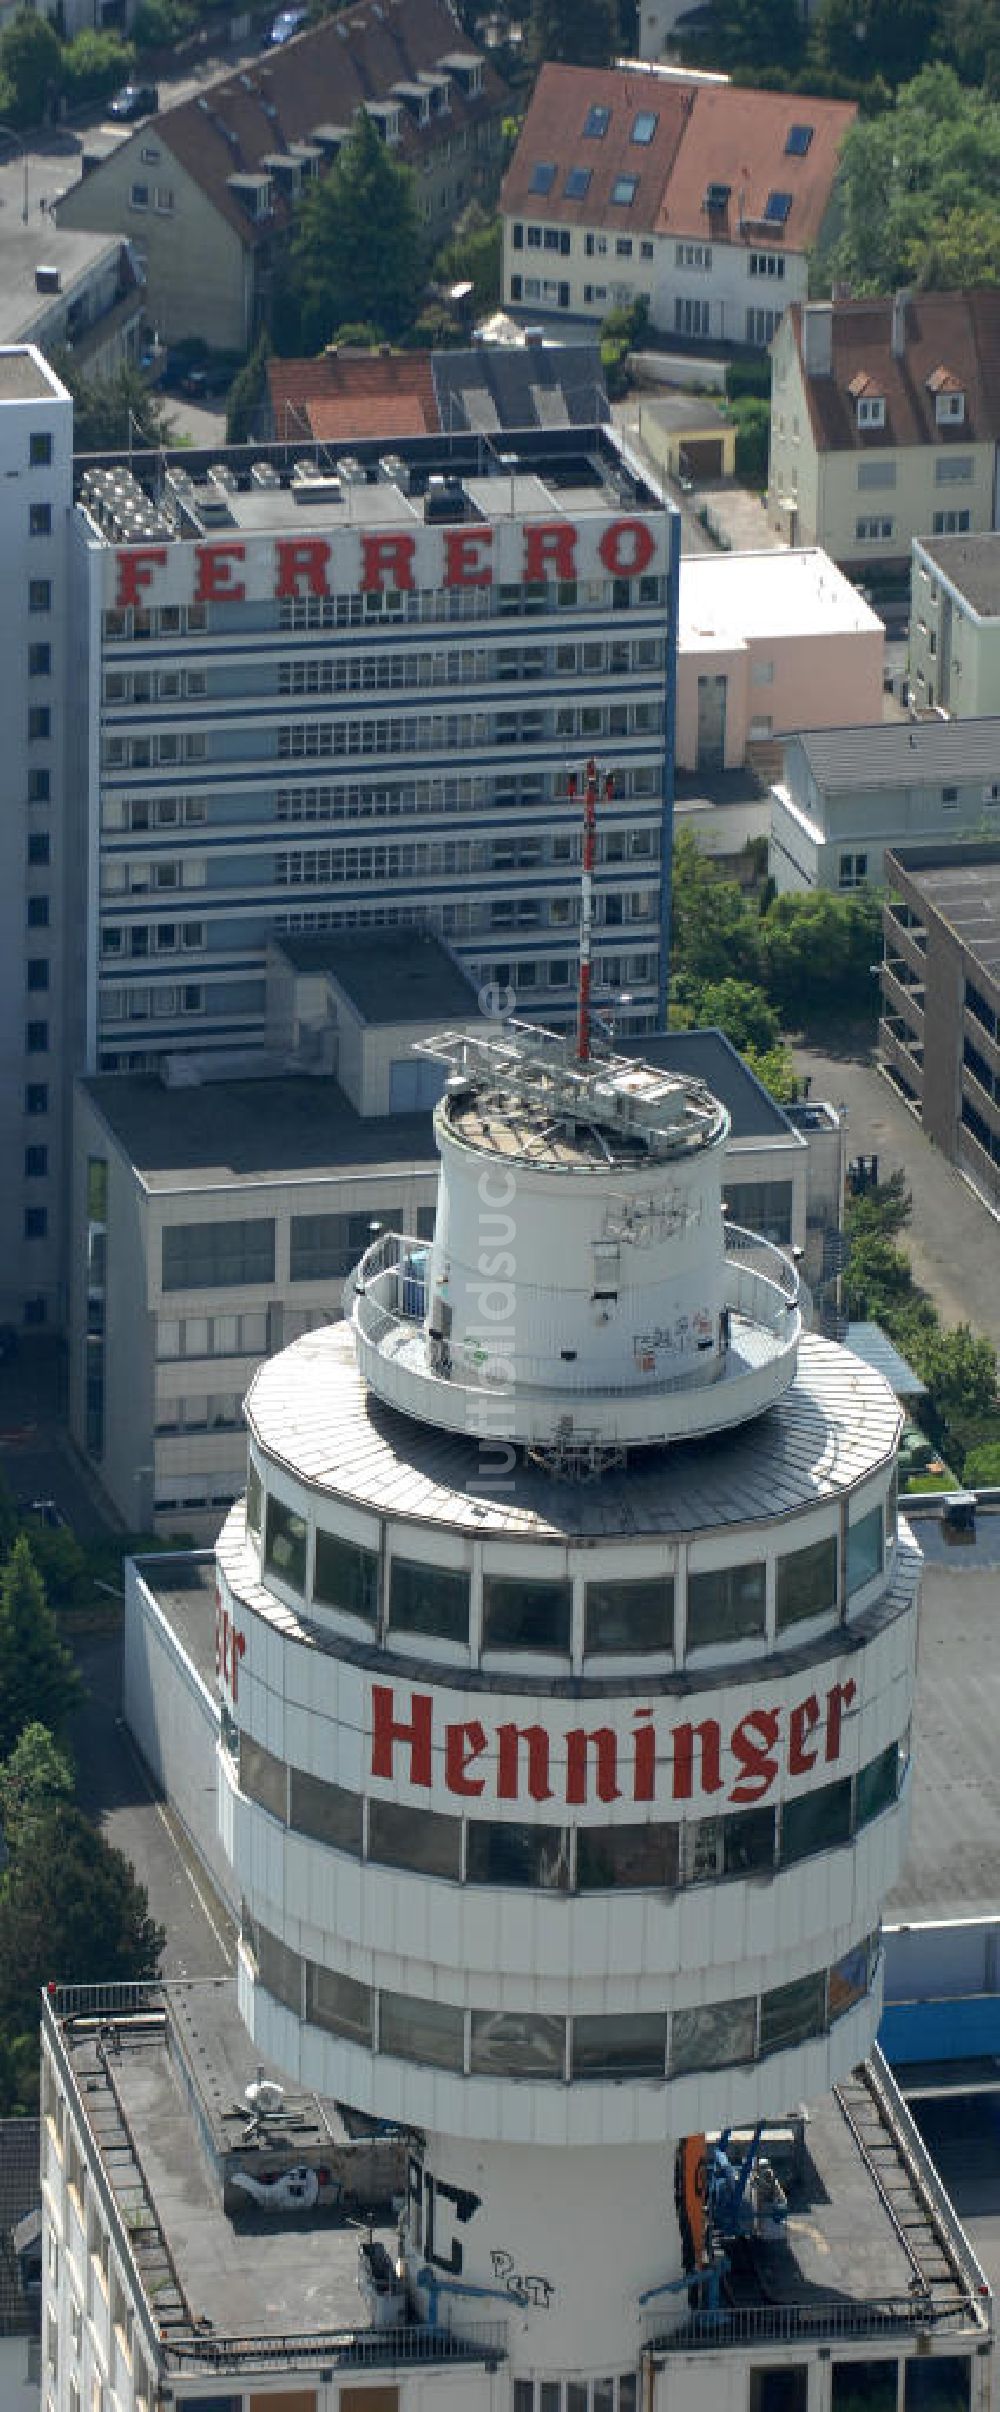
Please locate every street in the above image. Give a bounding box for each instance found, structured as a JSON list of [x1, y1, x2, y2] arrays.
[[71, 1630, 235, 1980], [795, 1046, 1000, 1354], [0, 27, 266, 221]]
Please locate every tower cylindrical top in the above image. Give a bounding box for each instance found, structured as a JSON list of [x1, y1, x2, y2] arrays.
[[346, 1024, 802, 1463]]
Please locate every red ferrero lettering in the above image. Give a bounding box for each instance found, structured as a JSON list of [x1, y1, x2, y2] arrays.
[[824, 1679, 857, 1764], [443, 527, 494, 588], [361, 533, 417, 594], [523, 521, 578, 584], [633, 1707, 656, 1803], [274, 538, 331, 599], [115, 547, 168, 609], [445, 1718, 488, 1796], [789, 1692, 821, 1775], [670, 1718, 723, 1803], [730, 1708, 781, 1805], [566, 1726, 620, 1806], [497, 1722, 552, 1803], [195, 543, 246, 603], [371, 1684, 433, 1787], [598, 517, 657, 578]]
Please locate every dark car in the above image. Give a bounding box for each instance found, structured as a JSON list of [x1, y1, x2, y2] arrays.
[[108, 82, 159, 122], [266, 7, 307, 41]]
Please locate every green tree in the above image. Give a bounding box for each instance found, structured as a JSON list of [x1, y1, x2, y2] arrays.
[[759, 885, 882, 1024], [697, 977, 782, 1054], [285, 110, 420, 353], [809, 0, 938, 87], [0, 1537, 81, 1761], [682, 0, 804, 77], [61, 29, 135, 107], [226, 330, 271, 445], [962, 1440, 1000, 1484], [528, 0, 617, 67], [0, 8, 61, 125], [47, 354, 175, 452], [669, 829, 764, 990], [825, 68, 1000, 294], [917, 1323, 997, 1425], [0, 1805, 163, 2033], [0, 1723, 73, 1853], [434, 210, 503, 317]]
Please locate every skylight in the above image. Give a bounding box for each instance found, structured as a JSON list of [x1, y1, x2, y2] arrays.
[[564, 166, 592, 199], [611, 174, 638, 205], [705, 180, 731, 211], [583, 104, 611, 138], [529, 161, 557, 194], [785, 123, 813, 155], [764, 190, 793, 224], [632, 110, 658, 144]]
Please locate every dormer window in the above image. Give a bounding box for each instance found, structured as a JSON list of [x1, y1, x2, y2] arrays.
[[857, 396, 885, 429], [927, 366, 965, 425]]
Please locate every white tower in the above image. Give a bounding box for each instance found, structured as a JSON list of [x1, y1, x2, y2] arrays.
[[216, 1022, 916, 2402]]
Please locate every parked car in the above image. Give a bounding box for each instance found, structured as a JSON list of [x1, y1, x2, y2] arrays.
[[109, 82, 159, 122], [266, 7, 307, 41]]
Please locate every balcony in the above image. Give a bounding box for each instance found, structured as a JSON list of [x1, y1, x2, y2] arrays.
[[883, 905, 927, 974], [880, 961, 925, 1030], [347, 1224, 801, 1452]]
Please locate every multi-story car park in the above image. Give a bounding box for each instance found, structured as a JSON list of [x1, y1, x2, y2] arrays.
[[40, 1020, 997, 2412], [69, 422, 678, 1070]]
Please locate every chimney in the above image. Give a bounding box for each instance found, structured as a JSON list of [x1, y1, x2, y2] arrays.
[[891, 289, 910, 360], [800, 300, 832, 379]]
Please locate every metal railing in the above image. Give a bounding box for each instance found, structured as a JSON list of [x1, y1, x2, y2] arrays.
[[644, 2294, 977, 2354], [349, 1224, 799, 1393], [169, 2318, 507, 2373]]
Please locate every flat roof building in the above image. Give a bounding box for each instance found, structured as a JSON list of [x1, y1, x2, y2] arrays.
[[910, 530, 1000, 720], [678, 547, 884, 776], [770, 717, 1000, 892], [880, 839, 1000, 1212]]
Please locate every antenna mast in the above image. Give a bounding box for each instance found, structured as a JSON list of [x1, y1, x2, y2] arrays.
[[569, 757, 614, 1063]]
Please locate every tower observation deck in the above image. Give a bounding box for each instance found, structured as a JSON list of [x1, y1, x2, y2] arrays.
[[215, 1021, 919, 2404]]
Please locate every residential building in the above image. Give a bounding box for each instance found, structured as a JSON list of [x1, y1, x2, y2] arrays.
[[770, 718, 1000, 892], [0, 348, 73, 1333], [69, 1005, 835, 1537], [69, 419, 677, 1074], [501, 63, 854, 348], [266, 338, 608, 445], [55, 0, 508, 352], [43, 1017, 992, 2412], [0, 227, 144, 378], [769, 290, 1000, 573], [0, 2119, 41, 2412], [879, 839, 1000, 1212], [678, 546, 884, 774], [909, 531, 1000, 717]]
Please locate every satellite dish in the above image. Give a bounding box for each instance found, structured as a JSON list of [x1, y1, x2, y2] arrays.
[[245, 2078, 285, 2116]]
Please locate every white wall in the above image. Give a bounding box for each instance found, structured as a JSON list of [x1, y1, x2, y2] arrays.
[[123, 1555, 235, 1909]]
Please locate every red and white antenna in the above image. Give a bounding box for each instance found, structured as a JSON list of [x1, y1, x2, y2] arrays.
[[567, 757, 614, 1063]]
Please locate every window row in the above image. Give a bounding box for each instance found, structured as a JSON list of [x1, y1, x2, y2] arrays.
[[104, 702, 662, 772], [236, 1729, 905, 1891], [104, 667, 207, 704], [514, 2378, 637, 2412], [253, 1489, 891, 1655], [98, 984, 205, 1024], [272, 634, 665, 693], [101, 922, 205, 958], [246, 1914, 880, 2079], [102, 577, 667, 643], [101, 764, 661, 835]]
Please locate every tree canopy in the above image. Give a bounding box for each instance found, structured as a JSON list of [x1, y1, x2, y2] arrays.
[[281, 109, 421, 353], [0, 8, 61, 126], [823, 67, 1000, 292], [47, 353, 175, 453], [0, 1722, 73, 1854], [0, 1804, 163, 2038], [528, 0, 618, 67], [0, 1537, 80, 1761]]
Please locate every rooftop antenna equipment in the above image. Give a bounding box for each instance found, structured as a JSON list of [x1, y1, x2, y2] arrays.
[[568, 757, 614, 1063]]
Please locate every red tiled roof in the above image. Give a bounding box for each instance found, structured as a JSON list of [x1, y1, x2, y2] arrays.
[[500, 61, 694, 235], [501, 64, 854, 254], [656, 79, 855, 252], [790, 291, 1000, 451], [267, 350, 440, 438], [145, 0, 506, 250]]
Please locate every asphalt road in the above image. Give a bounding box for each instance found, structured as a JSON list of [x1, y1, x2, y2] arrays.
[[71, 1631, 235, 1980], [795, 1047, 1000, 1354]]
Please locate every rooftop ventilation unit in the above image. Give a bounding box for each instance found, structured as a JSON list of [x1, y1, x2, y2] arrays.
[[424, 472, 466, 523], [34, 264, 61, 295], [251, 460, 282, 487]]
